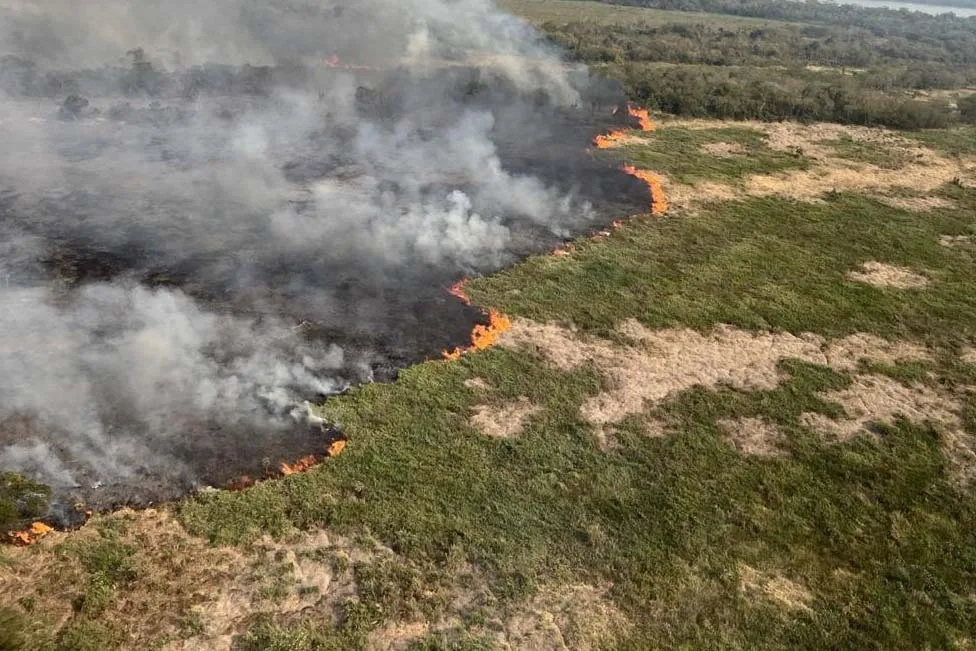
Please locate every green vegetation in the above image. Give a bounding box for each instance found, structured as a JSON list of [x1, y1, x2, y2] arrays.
[[820, 135, 915, 168], [178, 174, 976, 647], [469, 187, 976, 344], [508, 0, 976, 128], [0, 471, 52, 531], [608, 125, 808, 183], [907, 125, 976, 157]]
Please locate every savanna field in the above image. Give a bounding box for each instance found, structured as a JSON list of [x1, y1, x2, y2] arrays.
[[4, 1, 976, 649]]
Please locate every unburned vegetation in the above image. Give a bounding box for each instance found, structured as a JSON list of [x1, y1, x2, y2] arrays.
[[5, 3, 976, 646]]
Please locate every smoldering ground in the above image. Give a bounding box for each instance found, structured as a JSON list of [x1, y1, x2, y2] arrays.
[[0, 0, 649, 509]]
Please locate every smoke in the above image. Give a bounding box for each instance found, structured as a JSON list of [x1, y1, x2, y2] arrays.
[[0, 0, 641, 495]]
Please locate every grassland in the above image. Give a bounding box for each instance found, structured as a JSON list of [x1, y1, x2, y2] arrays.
[[5, 0, 976, 645], [3, 114, 976, 649], [499, 0, 788, 27]]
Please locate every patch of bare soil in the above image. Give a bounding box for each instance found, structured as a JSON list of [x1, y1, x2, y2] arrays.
[[847, 261, 930, 289], [700, 141, 746, 157], [739, 565, 813, 612], [962, 347, 976, 365], [718, 417, 786, 457], [470, 397, 541, 439], [366, 622, 431, 651]]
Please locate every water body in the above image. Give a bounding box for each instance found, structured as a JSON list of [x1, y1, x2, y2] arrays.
[[818, 0, 976, 17]]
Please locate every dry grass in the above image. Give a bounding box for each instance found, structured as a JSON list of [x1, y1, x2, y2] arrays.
[[801, 375, 960, 443], [717, 417, 787, 457], [699, 141, 747, 157], [500, 583, 630, 651], [846, 261, 930, 289], [501, 318, 939, 428], [874, 195, 956, 212], [657, 118, 976, 209], [739, 565, 813, 612], [470, 397, 541, 439], [940, 234, 973, 248]]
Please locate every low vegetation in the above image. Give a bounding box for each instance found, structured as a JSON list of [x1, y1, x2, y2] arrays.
[[4, 2, 976, 649]]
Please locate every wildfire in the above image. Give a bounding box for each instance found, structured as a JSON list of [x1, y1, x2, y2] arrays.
[[627, 105, 656, 132], [448, 279, 471, 305], [227, 434, 347, 490], [443, 308, 512, 360], [7, 521, 53, 546], [323, 55, 379, 71], [593, 130, 627, 149], [622, 165, 668, 216], [593, 105, 656, 149]]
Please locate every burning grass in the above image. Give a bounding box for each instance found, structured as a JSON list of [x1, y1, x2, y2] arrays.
[[8, 121, 976, 649]]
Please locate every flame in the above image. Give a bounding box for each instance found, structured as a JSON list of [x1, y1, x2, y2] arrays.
[[328, 439, 347, 457], [281, 455, 318, 475], [442, 308, 512, 360], [622, 165, 668, 216], [324, 55, 380, 71], [7, 521, 53, 546], [628, 105, 656, 132], [593, 130, 627, 149], [448, 279, 471, 305], [593, 105, 655, 149]]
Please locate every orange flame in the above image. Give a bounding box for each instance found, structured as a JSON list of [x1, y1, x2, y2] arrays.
[[627, 105, 656, 132], [622, 165, 668, 216], [593, 130, 627, 149], [593, 105, 655, 149], [7, 521, 53, 546], [279, 439, 346, 476], [448, 279, 471, 305], [443, 308, 512, 360]]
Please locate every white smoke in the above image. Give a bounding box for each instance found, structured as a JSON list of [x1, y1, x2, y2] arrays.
[[0, 0, 618, 489]]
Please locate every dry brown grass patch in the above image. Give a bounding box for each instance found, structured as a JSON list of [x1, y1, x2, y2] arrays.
[[739, 565, 813, 612], [502, 318, 827, 427], [470, 397, 540, 439], [874, 195, 956, 212], [824, 333, 931, 372], [663, 119, 976, 207], [463, 377, 492, 391], [801, 375, 958, 442], [718, 417, 787, 457], [501, 583, 630, 651], [941, 234, 973, 248], [700, 141, 746, 157], [847, 261, 930, 289]]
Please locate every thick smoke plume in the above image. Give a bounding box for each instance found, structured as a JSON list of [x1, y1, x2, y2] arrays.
[[0, 0, 646, 502]]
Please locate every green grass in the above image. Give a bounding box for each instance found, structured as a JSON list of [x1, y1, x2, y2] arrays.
[[1, 471, 52, 531], [609, 126, 809, 185], [180, 179, 976, 648], [820, 136, 916, 169], [907, 126, 976, 157], [500, 0, 790, 28], [468, 187, 976, 346], [10, 121, 976, 648]]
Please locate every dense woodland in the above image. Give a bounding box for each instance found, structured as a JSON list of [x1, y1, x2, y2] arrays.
[[535, 0, 976, 128]]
